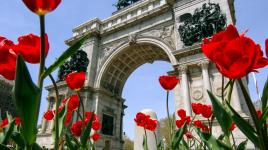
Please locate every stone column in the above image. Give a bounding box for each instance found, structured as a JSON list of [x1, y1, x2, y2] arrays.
[[92, 92, 100, 115], [198, 60, 212, 104], [178, 65, 192, 116], [134, 109, 160, 150], [231, 81, 242, 112]]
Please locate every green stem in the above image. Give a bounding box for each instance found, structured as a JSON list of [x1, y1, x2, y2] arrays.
[[224, 135, 232, 148], [231, 131, 237, 149], [227, 80, 234, 103], [207, 118, 212, 134], [144, 128, 148, 149], [75, 110, 84, 121], [47, 72, 60, 150], [38, 15, 46, 87], [221, 75, 225, 103], [33, 15, 46, 149], [77, 91, 85, 131], [166, 91, 172, 142], [153, 132, 158, 147], [238, 79, 266, 150]]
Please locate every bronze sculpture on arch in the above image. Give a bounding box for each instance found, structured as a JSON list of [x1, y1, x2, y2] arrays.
[[178, 3, 226, 46], [114, 0, 140, 10]]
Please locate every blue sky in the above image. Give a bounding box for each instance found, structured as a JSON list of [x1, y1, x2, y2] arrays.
[[0, 0, 267, 140]]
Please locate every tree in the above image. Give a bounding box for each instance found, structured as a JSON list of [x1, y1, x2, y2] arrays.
[[159, 116, 176, 149], [123, 135, 134, 150]]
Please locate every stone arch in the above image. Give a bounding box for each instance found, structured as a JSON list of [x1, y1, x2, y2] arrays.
[[95, 37, 177, 95]]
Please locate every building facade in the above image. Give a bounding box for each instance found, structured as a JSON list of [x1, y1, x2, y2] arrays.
[[38, 0, 253, 149], [0, 76, 17, 119]]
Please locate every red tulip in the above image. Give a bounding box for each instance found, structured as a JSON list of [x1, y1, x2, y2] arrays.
[[202, 24, 268, 79], [175, 120, 184, 128], [0, 36, 17, 80], [44, 110, 54, 120], [22, 0, 62, 15], [201, 125, 209, 133], [134, 112, 150, 127], [0, 118, 9, 128], [62, 95, 80, 112], [64, 112, 72, 125], [185, 131, 193, 139], [177, 109, 186, 119], [193, 120, 204, 129], [85, 112, 98, 122], [144, 119, 158, 131], [92, 121, 101, 130], [65, 72, 86, 91], [256, 110, 262, 118], [14, 117, 21, 125], [192, 103, 203, 115], [176, 109, 191, 128], [265, 39, 268, 57], [92, 133, 100, 141], [159, 75, 179, 91], [71, 121, 83, 136], [201, 105, 212, 118], [12, 34, 49, 64], [229, 122, 236, 131]]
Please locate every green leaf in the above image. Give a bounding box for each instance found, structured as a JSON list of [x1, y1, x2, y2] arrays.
[[0, 144, 11, 150], [261, 77, 268, 111], [80, 112, 94, 148], [217, 134, 225, 141], [65, 132, 78, 150], [12, 55, 41, 146], [0, 112, 15, 145], [207, 90, 232, 136], [181, 138, 189, 150], [32, 143, 43, 150], [142, 135, 149, 150], [11, 132, 25, 148], [195, 128, 232, 150], [226, 103, 259, 145], [237, 79, 259, 127], [58, 100, 69, 138], [42, 34, 89, 78], [157, 140, 164, 150], [171, 122, 186, 149], [260, 107, 268, 124], [236, 140, 248, 150]]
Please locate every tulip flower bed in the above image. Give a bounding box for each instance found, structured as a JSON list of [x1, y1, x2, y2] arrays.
[[133, 25, 268, 150], [0, 1, 267, 150]]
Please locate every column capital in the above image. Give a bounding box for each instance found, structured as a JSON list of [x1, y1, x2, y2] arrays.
[[178, 64, 188, 74], [198, 60, 210, 69]]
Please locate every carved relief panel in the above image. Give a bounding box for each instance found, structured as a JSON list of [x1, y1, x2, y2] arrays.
[[189, 66, 204, 103]]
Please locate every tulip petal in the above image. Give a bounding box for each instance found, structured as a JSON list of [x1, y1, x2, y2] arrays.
[[265, 39, 268, 57]]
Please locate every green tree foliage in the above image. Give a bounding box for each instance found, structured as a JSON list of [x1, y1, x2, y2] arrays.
[[123, 135, 134, 150]]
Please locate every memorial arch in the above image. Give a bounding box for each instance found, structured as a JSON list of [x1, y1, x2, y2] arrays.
[[95, 37, 177, 96], [38, 0, 253, 149]]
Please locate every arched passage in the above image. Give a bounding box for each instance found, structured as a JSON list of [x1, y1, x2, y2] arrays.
[[95, 38, 177, 96]]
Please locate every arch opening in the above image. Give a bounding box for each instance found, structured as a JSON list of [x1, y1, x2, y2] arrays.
[[98, 41, 175, 96]]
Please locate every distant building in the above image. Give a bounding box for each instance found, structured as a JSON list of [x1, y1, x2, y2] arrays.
[[0, 76, 17, 118]]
